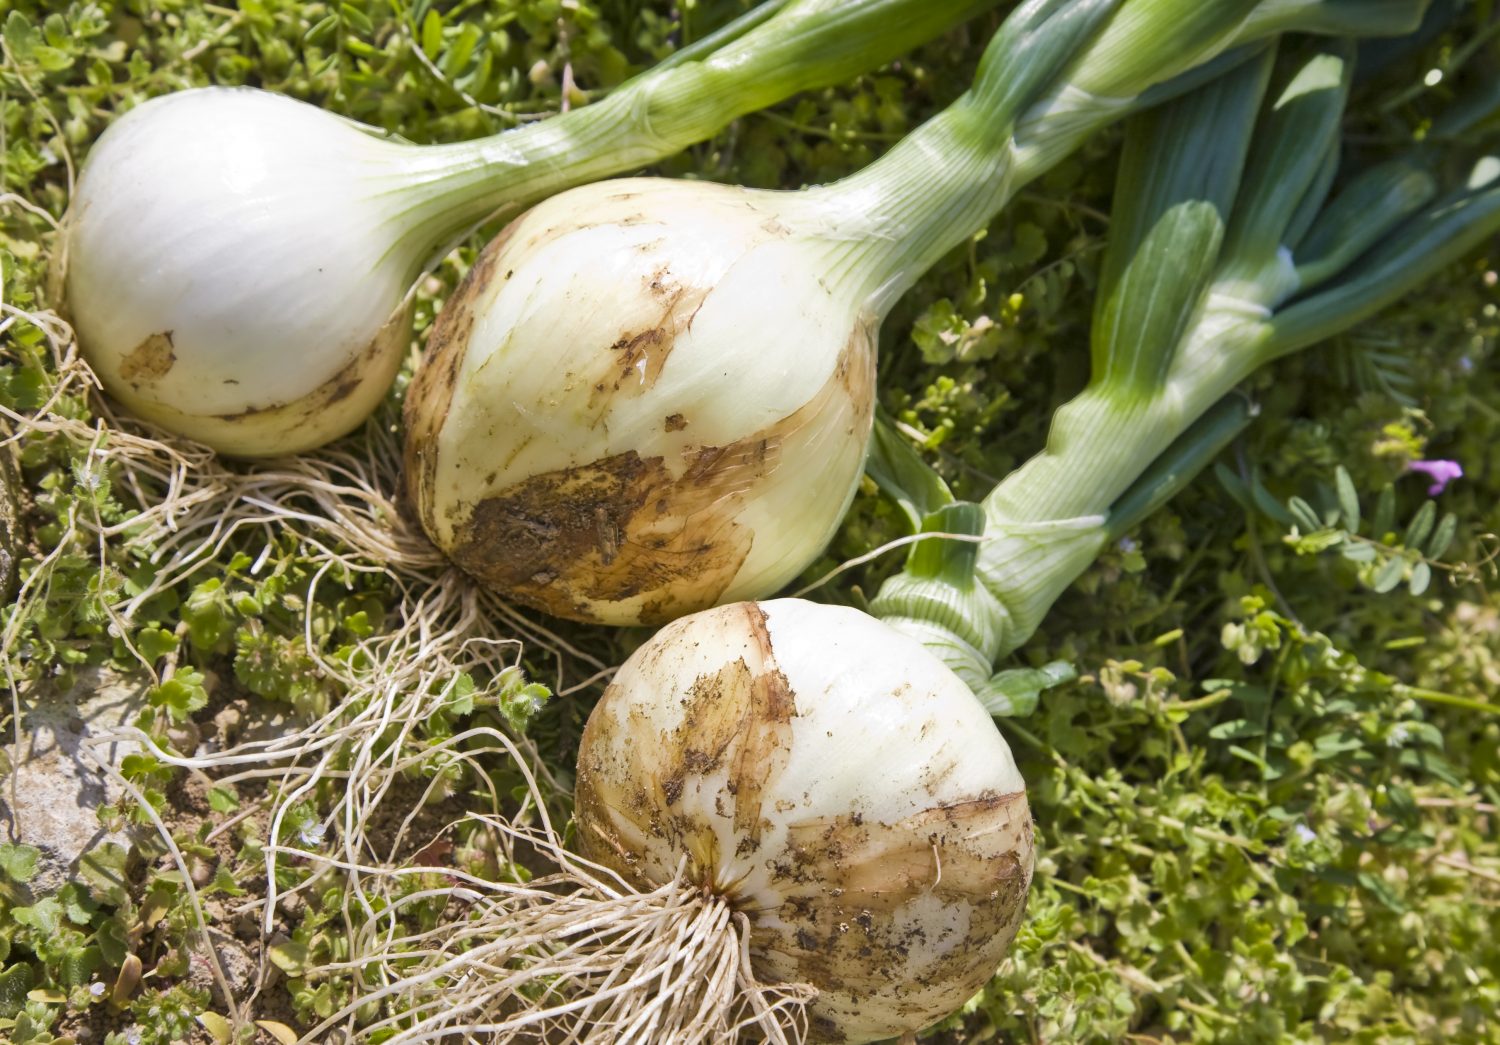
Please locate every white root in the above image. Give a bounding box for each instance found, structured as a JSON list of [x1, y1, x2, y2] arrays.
[[283, 817, 812, 1045]]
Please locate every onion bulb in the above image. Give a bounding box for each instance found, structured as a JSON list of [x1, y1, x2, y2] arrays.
[[60, 0, 1005, 457], [404, 179, 878, 625], [575, 598, 1034, 1042], [65, 90, 430, 457]]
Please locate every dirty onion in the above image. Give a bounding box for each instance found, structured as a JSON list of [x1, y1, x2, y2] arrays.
[[62, 0, 1001, 457], [403, 0, 1430, 625], [574, 598, 1033, 1043]]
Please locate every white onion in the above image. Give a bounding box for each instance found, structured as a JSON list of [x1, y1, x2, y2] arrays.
[[404, 179, 877, 625], [64, 89, 436, 457], [575, 598, 1034, 1042]]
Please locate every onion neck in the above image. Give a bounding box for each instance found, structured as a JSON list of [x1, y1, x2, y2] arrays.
[[800, 102, 1019, 315], [873, 297, 1277, 680], [369, 0, 1007, 259]]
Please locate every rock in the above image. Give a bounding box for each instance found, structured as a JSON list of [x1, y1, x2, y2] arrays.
[[186, 927, 259, 1003], [0, 665, 147, 897], [204, 695, 295, 752]]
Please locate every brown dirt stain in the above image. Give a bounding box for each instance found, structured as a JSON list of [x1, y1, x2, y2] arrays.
[[764, 790, 1034, 1036], [118, 331, 175, 385], [585, 270, 710, 416], [403, 213, 520, 530], [450, 327, 876, 624], [212, 304, 404, 428], [576, 604, 795, 894]]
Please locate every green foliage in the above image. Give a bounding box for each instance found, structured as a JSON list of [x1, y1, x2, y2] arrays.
[[1218, 463, 1465, 598], [2, 0, 1498, 1042]]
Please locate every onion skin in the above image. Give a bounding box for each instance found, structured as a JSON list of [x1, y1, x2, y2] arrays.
[[404, 180, 876, 626], [65, 89, 424, 457], [574, 599, 1034, 1042]]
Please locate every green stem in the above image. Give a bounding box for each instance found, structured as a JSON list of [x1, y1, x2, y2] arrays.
[[392, 0, 1008, 242], [805, 0, 1297, 312], [804, 0, 1128, 310], [803, 0, 1361, 314], [1394, 685, 1500, 716]]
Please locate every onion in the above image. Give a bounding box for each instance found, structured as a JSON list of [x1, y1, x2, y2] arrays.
[[403, 178, 879, 624], [574, 598, 1034, 1042], [65, 90, 425, 457], [60, 0, 1005, 457]]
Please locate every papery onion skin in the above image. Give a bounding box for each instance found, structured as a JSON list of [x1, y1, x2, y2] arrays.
[[65, 89, 426, 457], [404, 180, 876, 626], [574, 598, 1034, 1043]]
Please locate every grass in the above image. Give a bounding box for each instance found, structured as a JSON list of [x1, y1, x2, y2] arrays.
[[2, 1, 1499, 1042]]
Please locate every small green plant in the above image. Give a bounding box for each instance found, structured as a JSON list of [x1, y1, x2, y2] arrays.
[[1219, 463, 1463, 596]]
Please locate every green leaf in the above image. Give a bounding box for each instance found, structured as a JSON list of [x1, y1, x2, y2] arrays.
[[304, 12, 339, 46], [1339, 541, 1377, 563], [13, 897, 62, 935], [59, 944, 101, 986], [420, 9, 443, 58], [32, 45, 73, 72], [1109, 397, 1252, 538], [1408, 560, 1432, 596], [150, 668, 209, 724], [1295, 159, 1436, 287], [1287, 496, 1322, 533], [1371, 556, 1406, 594], [1214, 461, 1251, 509], [3, 12, 38, 61], [340, 3, 373, 35], [0, 843, 40, 884], [864, 412, 953, 533], [977, 661, 1077, 717], [198, 1011, 233, 1044], [207, 786, 240, 813], [94, 916, 129, 968], [1095, 52, 1270, 392], [1270, 165, 1500, 355], [1403, 499, 1436, 550], [1357, 870, 1407, 912], [1333, 465, 1359, 531], [136, 626, 178, 662], [268, 937, 310, 976], [1371, 483, 1396, 538], [1250, 471, 1297, 526], [0, 964, 33, 1019], [1208, 718, 1264, 740], [184, 580, 232, 652], [906, 502, 986, 586], [1228, 744, 1274, 777], [440, 22, 482, 76], [79, 844, 129, 907], [257, 1021, 301, 1045], [969, 0, 1122, 133], [1223, 45, 1353, 267], [1426, 511, 1458, 559]]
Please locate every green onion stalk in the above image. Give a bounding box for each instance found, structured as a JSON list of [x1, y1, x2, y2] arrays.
[[64, 0, 1011, 458], [406, 0, 1434, 626], [870, 40, 1500, 715]]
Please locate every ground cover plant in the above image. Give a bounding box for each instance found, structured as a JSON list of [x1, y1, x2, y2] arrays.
[[1, 1, 1498, 1043]]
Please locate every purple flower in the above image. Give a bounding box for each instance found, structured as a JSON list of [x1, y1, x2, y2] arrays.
[[1407, 458, 1463, 496]]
